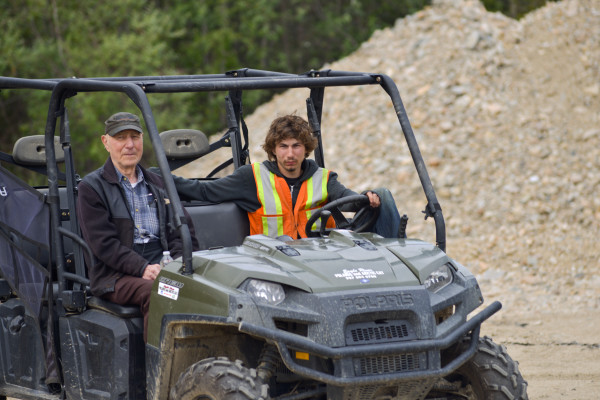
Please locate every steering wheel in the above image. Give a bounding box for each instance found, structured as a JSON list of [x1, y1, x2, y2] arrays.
[[305, 194, 380, 237]]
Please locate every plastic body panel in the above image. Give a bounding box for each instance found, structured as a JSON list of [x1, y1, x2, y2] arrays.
[[59, 309, 146, 399], [0, 299, 48, 396]]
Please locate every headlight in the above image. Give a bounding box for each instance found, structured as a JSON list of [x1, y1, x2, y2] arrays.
[[246, 279, 285, 305], [424, 264, 453, 293]]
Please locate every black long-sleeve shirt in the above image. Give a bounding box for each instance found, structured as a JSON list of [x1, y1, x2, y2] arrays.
[[172, 159, 357, 213]]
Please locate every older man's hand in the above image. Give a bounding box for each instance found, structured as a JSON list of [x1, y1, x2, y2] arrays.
[[142, 263, 161, 280]]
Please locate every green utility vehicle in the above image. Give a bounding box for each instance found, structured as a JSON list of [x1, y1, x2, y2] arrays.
[[0, 69, 527, 399]]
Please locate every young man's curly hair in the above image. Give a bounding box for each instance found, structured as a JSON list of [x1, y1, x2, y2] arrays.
[[262, 114, 318, 161]]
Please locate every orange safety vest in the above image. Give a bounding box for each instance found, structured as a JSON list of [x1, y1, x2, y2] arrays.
[[248, 163, 335, 239]]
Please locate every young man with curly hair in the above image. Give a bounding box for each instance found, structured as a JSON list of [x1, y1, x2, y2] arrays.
[[171, 114, 399, 239]]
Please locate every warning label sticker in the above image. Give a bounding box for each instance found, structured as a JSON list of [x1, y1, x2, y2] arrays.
[[158, 281, 180, 300]]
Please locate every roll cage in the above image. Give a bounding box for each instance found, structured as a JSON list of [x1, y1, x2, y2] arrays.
[[0, 68, 445, 306]]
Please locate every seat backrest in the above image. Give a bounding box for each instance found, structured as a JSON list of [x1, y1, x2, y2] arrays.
[[184, 201, 249, 250], [12, 135, 64, 166]]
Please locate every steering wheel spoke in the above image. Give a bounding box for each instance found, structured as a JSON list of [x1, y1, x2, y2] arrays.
[[305, 194, 379, 237], [329, 208, 349, 227]]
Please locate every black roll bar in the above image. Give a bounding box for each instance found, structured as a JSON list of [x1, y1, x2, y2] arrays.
[[378, 74, 446, 251], [3, 69, 447, 280]]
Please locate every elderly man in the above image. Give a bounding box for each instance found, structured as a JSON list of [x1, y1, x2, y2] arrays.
[[171, 114, 401, 239], [77, 112, 198, 342]]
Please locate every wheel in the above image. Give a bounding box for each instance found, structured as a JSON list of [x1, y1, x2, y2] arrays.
[[428, 336, 528, 399], [170, 357, 270, 400], [305, 194, 379, 237]]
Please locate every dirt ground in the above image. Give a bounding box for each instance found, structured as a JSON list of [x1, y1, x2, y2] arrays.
[[481, 306, 600, 399]]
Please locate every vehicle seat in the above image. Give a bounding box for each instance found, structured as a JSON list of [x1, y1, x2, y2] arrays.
[[184, 201, 249, 249], [86, 296, 142, 318]]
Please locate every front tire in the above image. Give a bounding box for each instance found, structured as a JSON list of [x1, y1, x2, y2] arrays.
[[170, 357, 270, 400], [429, 336, 528, 399]]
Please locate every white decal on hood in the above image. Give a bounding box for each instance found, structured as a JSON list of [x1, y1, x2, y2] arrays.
[[334, 268, 384, 280]]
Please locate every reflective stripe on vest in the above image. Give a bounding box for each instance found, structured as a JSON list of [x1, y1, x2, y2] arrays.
[[303, 168, 329, 232], [251, 163, 330, 238], [254, 163, 284, 237]]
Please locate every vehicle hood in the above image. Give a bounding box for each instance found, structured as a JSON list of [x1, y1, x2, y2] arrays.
[[189, 230, 451, 293]]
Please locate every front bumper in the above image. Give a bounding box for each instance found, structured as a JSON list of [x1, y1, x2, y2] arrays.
[[239, 301, 501, 386]]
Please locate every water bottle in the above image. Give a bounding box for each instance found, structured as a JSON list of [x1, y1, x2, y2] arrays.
[[160, 250, 173, 269]]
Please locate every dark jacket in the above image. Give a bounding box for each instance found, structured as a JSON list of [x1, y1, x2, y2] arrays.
[[77, 158, 198, 296], [173, 159, 357, 211]]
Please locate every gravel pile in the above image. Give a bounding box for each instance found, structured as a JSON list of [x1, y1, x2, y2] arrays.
[[184, 0, 600, 315]]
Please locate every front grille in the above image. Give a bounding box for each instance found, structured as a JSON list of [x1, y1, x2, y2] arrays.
[[354, 353, 424, 376], [346, 319, 416, 345], [354, 386, 378, 399], [351, 323, 409, 342]]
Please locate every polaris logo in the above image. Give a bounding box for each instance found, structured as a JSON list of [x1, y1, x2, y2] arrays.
[[341, 293, 414, 310]]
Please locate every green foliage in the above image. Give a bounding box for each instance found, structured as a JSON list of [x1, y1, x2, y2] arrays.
[[481, 0, 559, 19], [0, 0, 556, 181], [0, 0, 182, 173]]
